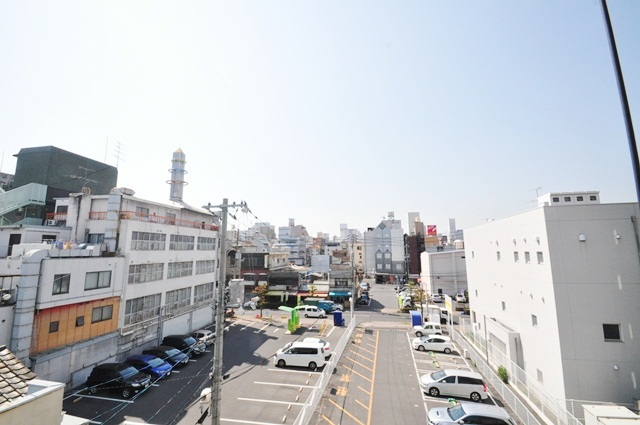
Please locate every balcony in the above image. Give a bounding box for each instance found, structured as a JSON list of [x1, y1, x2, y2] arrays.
[[46, 210, 219, 231]]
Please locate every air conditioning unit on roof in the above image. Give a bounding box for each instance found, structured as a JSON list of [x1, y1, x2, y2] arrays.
[[46, 220, 56, 226]]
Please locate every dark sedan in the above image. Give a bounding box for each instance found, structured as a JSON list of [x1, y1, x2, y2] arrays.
[[143, 345, 190, 367], [125, 354, 173, 380]]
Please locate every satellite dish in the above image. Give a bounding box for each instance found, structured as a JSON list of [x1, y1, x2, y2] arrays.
[[1, 294, 11, 301]]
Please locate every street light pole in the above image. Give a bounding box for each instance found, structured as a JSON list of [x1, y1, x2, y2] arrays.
[[203, 198, 248, 425]]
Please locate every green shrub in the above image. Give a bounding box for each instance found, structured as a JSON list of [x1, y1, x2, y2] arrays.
[[497, 365, 509, 384]]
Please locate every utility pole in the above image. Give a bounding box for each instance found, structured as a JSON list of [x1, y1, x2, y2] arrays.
[[203, 198, 248, 425]]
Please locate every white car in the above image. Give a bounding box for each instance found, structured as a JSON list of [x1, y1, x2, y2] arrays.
[[412, 335, 453, 353], [303, 337, 331, 352], [427, 403, 515, 425], [295, 305, 327, 318], [191, 329, 215, 346], [431, 294, 444, 303], [455, 294, 467, 303]]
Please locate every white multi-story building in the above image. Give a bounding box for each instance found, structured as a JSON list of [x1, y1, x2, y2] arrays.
[[419, 249, 467, 297], [363, 215, 405, 279], [464, 191, 640, 406], [0, 187, 219, 389]]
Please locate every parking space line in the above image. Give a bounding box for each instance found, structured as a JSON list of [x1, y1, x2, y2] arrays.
[[342, 364, 372, 383], [349, 345, 375, 357], [220, 418, 285, 425], [266, 368, 321, 375], [357, 385, 371, 396], [326, 398, 366, 425], [343, 356, 374, 372], [254, 381, 316, 389], [355, 398, 368, 409], [253, 323, 270, 333], [237, 397, 305, 406]]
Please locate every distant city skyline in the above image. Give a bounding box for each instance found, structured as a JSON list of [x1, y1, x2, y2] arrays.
[[1, 2, 638, 237]]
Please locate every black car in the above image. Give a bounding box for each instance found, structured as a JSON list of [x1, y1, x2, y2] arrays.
[[86, 362, 151, 398], [357, 294, 370, 305], [143, 345, 190, 366], [161, 334, 206, 357]]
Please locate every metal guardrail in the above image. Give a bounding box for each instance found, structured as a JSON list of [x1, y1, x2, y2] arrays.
[[293, 317, 357, 425]]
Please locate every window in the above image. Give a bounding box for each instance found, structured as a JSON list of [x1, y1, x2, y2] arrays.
[[471, 251, 475, 259], [167, 211, 176, 225], [524, 252, 531, 263], [537, 252, 544, 264], [128, 263, 164, 284], [85, 271, 111, 290], [385, 252, 391, 259], [92, 305, 113, 323], [334, 279, 349, 287], [136, 206, 150, 216], [194, 283, 214, 303], [196, 260, 215, 275], [49, 321, 59, 333], [125, 294, 161, 325], [603, 324, 622, 341], [564, 196, 571, 202], [513, 252, 519, 262], [166, 287, 192, 312], [501, 301, 506, 311], [395, 264, 402, 270], [197, 237, 216, 250], [88, 233, 104, 244], [131, 231, 166, 250], [384, 264, 391, 270], [552, 197, 560, 202], [76, 316, 85, 327], [537, 369, 544, 384], [577, 196, 584, 201], [170, 234, 194, 250], [496, 251, 501, 261], [532, 315, 538, 326], [376, 252, 382, 259], [53, 274, 70, 295], [168, 261, 193, 279]]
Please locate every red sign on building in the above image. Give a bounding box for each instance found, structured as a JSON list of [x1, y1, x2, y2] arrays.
[[427, 225, 437, 235]]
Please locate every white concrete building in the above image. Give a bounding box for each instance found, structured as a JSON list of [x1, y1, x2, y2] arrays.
[[419, 249, 467, 297], [363, 215, 405, 278], [464, 191, 640, 406]]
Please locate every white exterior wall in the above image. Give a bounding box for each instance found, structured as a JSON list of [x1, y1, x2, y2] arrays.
[[465, 202, 640, 405], [419, 250, 467, 297]]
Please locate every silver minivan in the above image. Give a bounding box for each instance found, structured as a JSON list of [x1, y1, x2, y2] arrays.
[[420, 369, 488, 402], [274, 341, 330, 369]]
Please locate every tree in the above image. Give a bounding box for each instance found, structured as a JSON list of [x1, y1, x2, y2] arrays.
[[253, 285, 270, 317]]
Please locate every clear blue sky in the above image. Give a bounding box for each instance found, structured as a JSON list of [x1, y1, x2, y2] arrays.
[[1, 1, 639, 237]]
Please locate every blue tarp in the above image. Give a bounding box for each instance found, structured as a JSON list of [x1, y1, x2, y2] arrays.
[[410, 310, 422, 327]]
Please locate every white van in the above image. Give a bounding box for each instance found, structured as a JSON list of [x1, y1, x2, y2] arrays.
[[295, 305, 326, 318], [419, 369, 488, 402], [413, 321, 443, 336], [274, 341, 330, 369]]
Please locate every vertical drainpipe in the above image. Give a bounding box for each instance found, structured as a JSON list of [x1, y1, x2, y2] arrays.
[[105, 188, 123, 254]]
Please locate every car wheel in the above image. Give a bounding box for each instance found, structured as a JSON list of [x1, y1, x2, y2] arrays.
[[304, 314, 309, 318], [444, 347, 452, 354], [429, 387, 440, 397], [415, 331, 423, 337], [470, 392, 481, 402], [277, 359, 286, 367], [88, 386, 97, 394], [308, 362, 317, 370], [417, 345, 426, 352], [122, 388, 132, 398]]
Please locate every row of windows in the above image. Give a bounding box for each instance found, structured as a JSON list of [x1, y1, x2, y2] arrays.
[[130, 232, 216, 251], [49, 305, 113, 333], [552, 195, 597, 202], [52, 271, 112, 295], [128, 259, 216, 284], [125, 282, 214, 325], [496, 251, 544, 264]]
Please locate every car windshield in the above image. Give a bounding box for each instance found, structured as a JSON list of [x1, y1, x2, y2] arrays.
[[447, 404, 467, 421], [184, 336, 197, 345], [148, 357, 165, 367], [431, 370, 447, 381], [119, 366, 140, 379], [166, 348, 181, 357]]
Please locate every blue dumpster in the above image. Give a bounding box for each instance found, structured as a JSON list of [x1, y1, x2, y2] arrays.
[[333, 310, 344, 326]]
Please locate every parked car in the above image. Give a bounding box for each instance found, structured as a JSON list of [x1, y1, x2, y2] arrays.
[[455, 293, 467, 303], [357, 294, 370, 305], [162, 334, 206, 357], [420, 369, 488, 402], [191, 329, 215, 346], [360, 282, 370, 291], [86, 362, 151, 398], [412, 335, 454, 353], [274, 341, 329, 370], [125, 354, 172, 380], [302, 337, 331, 352], [413, 321, 444, 336], [431, 294, 444, 303], [295, 305, 327, 318], [143, 345, 190, 366], [427, 402, 515, 425]]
